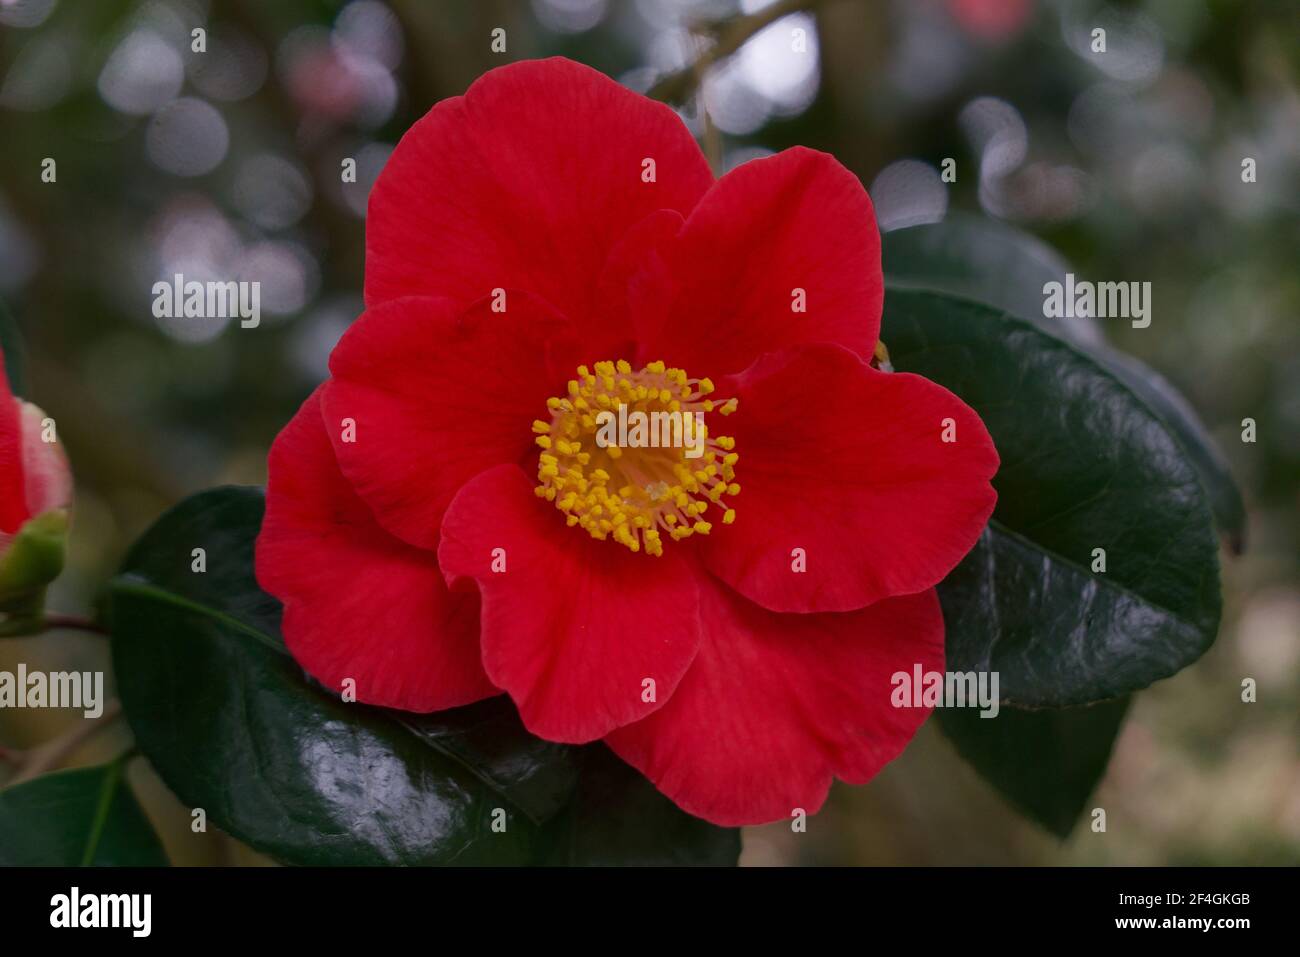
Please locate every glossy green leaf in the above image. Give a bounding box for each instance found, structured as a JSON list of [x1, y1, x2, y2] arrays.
[[540, 744, 741, 866], [109, 487, 551, 865], [882, 216, 1245, 547], [882, 213, 1102, 347], [110, 486, 282, 639], [883, 289, 1222, 707], [396, 697, 581, 825], [0, 296, 25, 397], [109, 487, 738, 865], [937, 698, 1130, 838], [1095, 348, 1246, 552], [0, 760, 169, 866]]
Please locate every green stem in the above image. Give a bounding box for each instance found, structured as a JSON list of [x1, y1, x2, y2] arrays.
[[7, 699, 124, 785], [80, 748, 137, 865]]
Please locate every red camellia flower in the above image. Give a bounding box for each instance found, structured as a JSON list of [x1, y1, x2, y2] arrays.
[[256, 58, 998, 826]]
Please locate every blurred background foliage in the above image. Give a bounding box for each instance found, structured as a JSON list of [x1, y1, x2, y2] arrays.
[[0, 0, 1295, 865]]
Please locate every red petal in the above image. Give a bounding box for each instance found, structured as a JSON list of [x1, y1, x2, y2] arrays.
[[365, 58, 713, 358], [594, 208, 683, 359], [634, 147, 883, 376], [322, 293, 581, 551], [605, 577, 944, 827], [0, 352, 26, 533], [255, 387, 497, 712], [437, 464, 702, 744], [702, 344, 999, 613], [18, 402, 72, 519]]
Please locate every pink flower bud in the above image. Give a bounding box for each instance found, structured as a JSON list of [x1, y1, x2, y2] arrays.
[[0, 348, 73, 618]]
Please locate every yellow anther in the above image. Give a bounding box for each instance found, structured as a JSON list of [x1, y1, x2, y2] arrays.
[[534, 359, 740, 556]]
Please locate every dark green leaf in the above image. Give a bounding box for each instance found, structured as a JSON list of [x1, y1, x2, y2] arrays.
[[109, 487, 552, 865], [884, 290, 1222, 706], [540, 745, 741, 866], [882, 216, 1245, 546], [114, 484, 283, 640], [109, 487, 737, 865], [882, 213, 1102, 347], [119, 484, 580, 821], [1095, 349, 1246, 552], [0, 296, 25, 397], [396, 697, 580, 825], [938, 698, 1130, 838], [0, 760, 169, 866]]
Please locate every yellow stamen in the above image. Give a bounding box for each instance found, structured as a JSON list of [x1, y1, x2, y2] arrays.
[[534, 359, 740, 556]]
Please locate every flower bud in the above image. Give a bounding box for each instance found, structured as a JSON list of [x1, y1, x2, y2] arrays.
[[1, 354, 73, 625]]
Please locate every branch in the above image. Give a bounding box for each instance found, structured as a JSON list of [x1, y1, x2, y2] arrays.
[[39, 612, 109, 636], [8, 700, 124, 785], [648, 0, 830, 104]]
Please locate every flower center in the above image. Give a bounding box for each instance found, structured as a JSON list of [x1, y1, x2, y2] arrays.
[[533, 360, 739, 556]]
